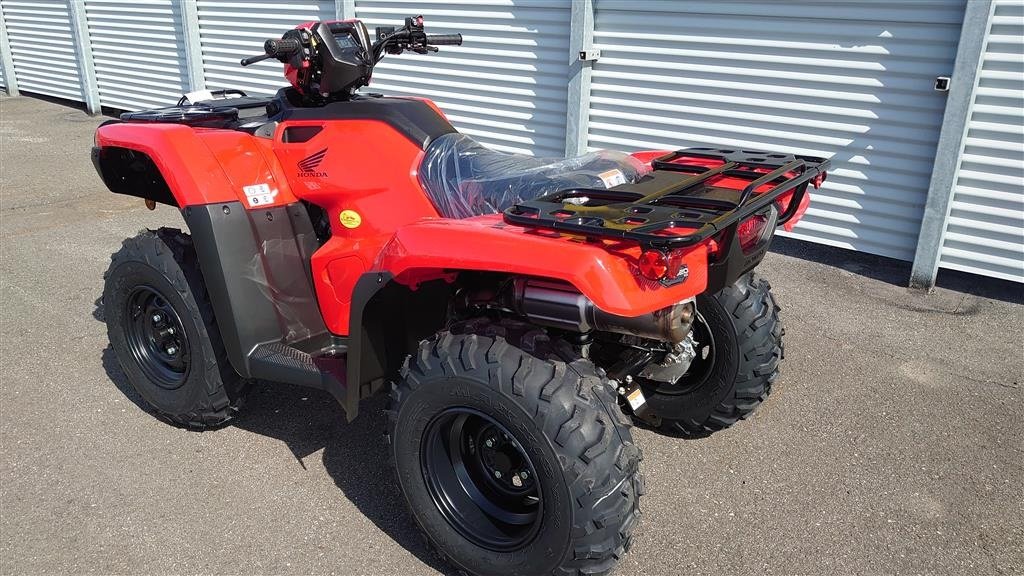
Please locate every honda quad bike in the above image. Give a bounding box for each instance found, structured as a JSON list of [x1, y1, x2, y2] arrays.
[[93, 16, 828, 576]]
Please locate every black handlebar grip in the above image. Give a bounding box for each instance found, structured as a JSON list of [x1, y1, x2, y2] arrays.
[[264, 37, 302, 57], [426, 34, 463, 46]]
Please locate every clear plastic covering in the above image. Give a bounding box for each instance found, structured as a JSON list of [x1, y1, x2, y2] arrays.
[[419, 133, 647, 219], [240, 208, 328, 345]]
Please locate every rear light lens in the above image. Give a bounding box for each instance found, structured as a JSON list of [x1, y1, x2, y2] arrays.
[[638, 250, 668, 280], [639, 249, 687, 282], [737, 214, 769, 252], [812, 172, 827, 189]]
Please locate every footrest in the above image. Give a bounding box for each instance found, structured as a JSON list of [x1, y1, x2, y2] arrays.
[[248, 340, 346, 389], [250, 342, 322, 385]]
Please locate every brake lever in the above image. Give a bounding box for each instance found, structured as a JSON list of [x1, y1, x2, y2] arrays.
[[240, 53, 272, 66]]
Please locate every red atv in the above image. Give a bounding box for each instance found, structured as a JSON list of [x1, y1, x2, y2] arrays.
[[93, 17, 827, 576]]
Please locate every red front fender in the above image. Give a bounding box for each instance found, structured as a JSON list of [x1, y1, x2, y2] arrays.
[[373, 215, 708, 317], [95, 122, 298, 209]]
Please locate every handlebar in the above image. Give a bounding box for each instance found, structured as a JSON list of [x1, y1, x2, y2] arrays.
[[240, 37, 302, 66], [241, 17, 462, 69], [372, 18, 463, 61], [264, 37, 302, 57], [426, 34, 462, 46]]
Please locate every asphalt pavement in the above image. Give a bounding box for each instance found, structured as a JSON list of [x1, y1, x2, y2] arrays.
[[1, 95, 1022, 575]]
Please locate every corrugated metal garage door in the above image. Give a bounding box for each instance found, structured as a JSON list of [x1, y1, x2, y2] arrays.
[[939, 0, 1023, 283], [85, 0, 190, 110], [355, 0, 571, 157], [1, 0, 83, 101], [588, 0, 965, 261], [196, 0, 334, 96]]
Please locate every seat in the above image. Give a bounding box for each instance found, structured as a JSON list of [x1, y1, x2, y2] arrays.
[[419, 133, 645, 219]]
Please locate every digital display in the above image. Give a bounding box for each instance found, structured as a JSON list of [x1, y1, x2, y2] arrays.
[[333, 32, 358, 50]]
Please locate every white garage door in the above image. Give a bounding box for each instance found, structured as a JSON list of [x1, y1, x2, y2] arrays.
[[355, 0, 572, 157], [196, 0, 334, 96], [1, 0, 83, 102], [939, 0, 1024, 283], [588, 0, 966, 261], [85, 0, 191, 111]]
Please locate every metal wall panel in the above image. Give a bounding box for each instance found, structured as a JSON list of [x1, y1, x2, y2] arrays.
[[85, 0, 190, 110], [196, 0, 334, 96], [354, 0, 571, 157], [939, 0, 1024, 282], [588, 0, 966, 261], [1, 0, 83, 101]]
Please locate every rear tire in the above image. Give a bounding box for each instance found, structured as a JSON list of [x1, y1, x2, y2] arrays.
[[103, 228, 245, 427], [644, 272, 783, 436], [388, 318, 644, 576]]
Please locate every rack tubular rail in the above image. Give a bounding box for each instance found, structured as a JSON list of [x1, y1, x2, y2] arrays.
[[504, 148, 831, 250]]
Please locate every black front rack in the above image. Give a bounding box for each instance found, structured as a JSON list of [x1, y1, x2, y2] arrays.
[[503, 147, 830, 250]]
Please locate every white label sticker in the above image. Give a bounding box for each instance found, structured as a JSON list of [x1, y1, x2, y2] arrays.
[[626, 388, 646, 411], [599, 169, 627, 188], [243, 183, 278, 207]]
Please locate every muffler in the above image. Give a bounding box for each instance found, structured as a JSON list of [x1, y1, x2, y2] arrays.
[[512, 279, 694, 342]]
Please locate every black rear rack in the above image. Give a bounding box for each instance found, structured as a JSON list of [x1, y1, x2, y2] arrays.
[[503, 147, 830, 250]]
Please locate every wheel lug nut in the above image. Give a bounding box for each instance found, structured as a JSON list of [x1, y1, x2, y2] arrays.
[[484, 438, 494, 448], [152, 314, 162, 323], [493, 470, 502, 479], [166, 346, 177, 355], [519, 471, 529, 480], [167, 327, 175, 335]]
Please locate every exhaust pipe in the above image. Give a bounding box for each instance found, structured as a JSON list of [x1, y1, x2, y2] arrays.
[[512, 279, 694, 343]]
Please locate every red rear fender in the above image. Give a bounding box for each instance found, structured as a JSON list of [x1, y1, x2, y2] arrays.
[[373, 215, 709, 316]]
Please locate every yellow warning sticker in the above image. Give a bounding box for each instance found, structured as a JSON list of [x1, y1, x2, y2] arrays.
[[339, 209, 362, 229]]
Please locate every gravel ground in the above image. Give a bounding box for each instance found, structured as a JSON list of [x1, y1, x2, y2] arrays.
[[2, 95, 1022, 575]]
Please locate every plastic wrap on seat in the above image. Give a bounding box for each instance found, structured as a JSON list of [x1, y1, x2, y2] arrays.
[[419, 133, 647, 219]]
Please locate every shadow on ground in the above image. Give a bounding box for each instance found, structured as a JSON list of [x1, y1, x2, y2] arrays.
[[230, 383, 458, 575], [91, 229, 1020, 576], [96, 294, 455, 574]]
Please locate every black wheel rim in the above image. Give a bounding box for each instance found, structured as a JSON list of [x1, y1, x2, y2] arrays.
[[420, 407, 543, 552], [654, 311, 717, 395], [124, 285, 190, 389]]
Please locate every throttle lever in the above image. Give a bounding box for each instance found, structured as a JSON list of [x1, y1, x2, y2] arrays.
[[240, 53, 272, 67]]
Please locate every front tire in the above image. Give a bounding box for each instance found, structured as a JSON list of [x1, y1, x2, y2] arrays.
[[644, 272, 783, 436], [388, 318, 643, 576], [103, 228, 245, 427]]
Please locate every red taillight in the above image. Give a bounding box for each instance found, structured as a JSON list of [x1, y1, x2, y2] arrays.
[[812, 172, 827, 189], [639, 249, 687, 282], [737, 215, 768, 252], [638, 250, 668, 280]]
